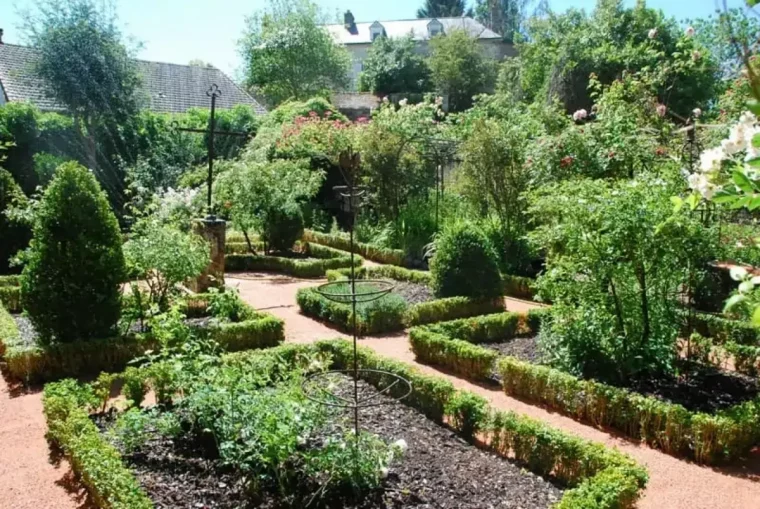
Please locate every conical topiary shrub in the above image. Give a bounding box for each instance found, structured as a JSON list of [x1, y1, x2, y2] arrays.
[[430, 222, 502, 300], [21, 162, 125, 343]]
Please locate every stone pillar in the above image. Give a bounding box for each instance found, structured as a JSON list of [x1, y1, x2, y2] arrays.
[[190, 217, 226, 293]]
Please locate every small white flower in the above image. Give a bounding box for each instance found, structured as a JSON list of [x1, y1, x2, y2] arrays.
[[435, 96, 444, 106], [692, 108, 702, 118], [740, 280, 755, 294], [730, 266, 749, 281], [751, 275, 760, 285], [572, 109, 588, 121], [398, 98, 409, 107], [648, 28, 658, 39], [393, 439, 408, 452], [380, 467, 389, 478], [297, 435, 306, 445], [382, 96, 389, 103], [699, 147, 725, 174], [684, 26, 695, 38]]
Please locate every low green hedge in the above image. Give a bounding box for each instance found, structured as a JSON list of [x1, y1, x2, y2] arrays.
[[303, 229, 407, 266], [226, 240, 266, 254], [43, 380, 152, 508], [0, 297, 284, 383], [0, 285, 21, 313], [317, 339, 648, 509], [327, 265, 432, 286], [684, 310, 760, 346], [226, 242, 362, 278], [297, 286, 503, 334], [0, 275, 20, 287], [409, 309, 760, 464], [501, 274, 536, 300]]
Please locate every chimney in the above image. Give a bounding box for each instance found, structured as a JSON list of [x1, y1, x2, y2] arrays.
[[344, 11, 356, 32], [0, 29, 4, 45]]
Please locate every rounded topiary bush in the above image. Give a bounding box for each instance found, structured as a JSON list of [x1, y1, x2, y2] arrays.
[[21, 162, 125, 343], [430, 222, 502, 299], [0, 169, 31, 274], [263, 206, 304, 253]]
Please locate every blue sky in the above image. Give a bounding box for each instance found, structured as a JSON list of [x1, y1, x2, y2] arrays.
[[0, 0, 746, 79]]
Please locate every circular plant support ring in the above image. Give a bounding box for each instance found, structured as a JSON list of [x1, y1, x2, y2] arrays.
[[302, 369, 412, 409], [315, 279, 395, 304]]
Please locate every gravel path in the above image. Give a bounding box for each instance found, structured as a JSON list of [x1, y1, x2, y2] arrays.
[[229, 271, 760, 509]]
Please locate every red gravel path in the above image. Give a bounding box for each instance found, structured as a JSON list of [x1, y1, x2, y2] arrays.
[[0, 379, 86, 508], [229, 272, 760, 509]]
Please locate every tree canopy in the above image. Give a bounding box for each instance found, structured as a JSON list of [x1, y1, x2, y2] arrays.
[[239, 0, 351, 107], [357, 36, 432, 95], [416, 0, 472, 18]]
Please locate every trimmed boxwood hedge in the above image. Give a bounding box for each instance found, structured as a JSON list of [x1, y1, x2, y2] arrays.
[[0, 275, 21, 313], [226, 242, 362, 278], [0, 297, 285, 383], [43, 340, 648, 509], [501, 274, 537, 300], [303, 229, 407, 266], [327, 265, 432, 286], [316, 339, 649, 509], [409, 309, 760, 465]]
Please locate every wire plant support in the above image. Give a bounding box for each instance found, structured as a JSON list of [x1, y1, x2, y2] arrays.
[[302, 151, 412, 457]]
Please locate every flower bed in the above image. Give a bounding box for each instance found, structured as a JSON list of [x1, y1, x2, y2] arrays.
[[298, 269, 504, 334], [225, 242, 362, 278], [0, 295, 284, 383], [0, 275, 21, 313], [303, 229, 408, 266], [43, 341, 648, 509], [409, 310, 760, 464]]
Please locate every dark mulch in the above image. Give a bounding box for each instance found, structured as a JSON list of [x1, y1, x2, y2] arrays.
[[106, 377, 562, 509], [484, 336, 760, 413], [11, 315, 39, 349], [387, 280, 435, 306]]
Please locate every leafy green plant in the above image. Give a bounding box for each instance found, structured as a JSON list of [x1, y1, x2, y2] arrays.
[[445, 391, 489, 441], [21, 162, 125, 343], [206, 287, 247, 322], [357, 35, 431, 94], [262, 205, 304, 253], [0, 169, 31, 274], [430, 222, 502, 299]]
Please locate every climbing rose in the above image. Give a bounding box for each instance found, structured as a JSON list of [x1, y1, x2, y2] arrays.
[[572, 109, 588, 121], [648, 28, 657, 39], [684, 26, 695, 38], [693, 108, 702, 118], [656, 104, 667, 117]]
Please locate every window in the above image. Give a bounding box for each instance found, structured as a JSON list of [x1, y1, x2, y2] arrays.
[[427, 19, 443, 38], [369, 21, 384, 42]]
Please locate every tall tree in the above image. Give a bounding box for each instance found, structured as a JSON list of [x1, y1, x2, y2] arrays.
[[240, 0, 351, 107], [22, 0, 140, 208], [475, 0, 528, 43], [417, 0, 472, 18], [358, 36, 432, 94]]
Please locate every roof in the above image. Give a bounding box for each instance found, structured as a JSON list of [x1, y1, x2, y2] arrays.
[[0, 43, 266, 114], [324, 17, 502, 45]]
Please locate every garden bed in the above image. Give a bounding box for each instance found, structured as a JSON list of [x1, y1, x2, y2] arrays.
[[225, 242, 362, 278], [0, 294, 284, 383], [409, 310, 760, 464], [44, 341, 648, 509], [103, 375, 564, 509], [298, 270, 504, 334]]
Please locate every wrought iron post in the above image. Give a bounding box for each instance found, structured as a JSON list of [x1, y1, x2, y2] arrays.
[[206, 85, 221, 217]]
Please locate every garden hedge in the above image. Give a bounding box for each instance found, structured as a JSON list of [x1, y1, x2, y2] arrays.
[[225, 242, 362, 278], [408, 309, 760, 464], [327, 265, 432, 286], [297, 286, 503, 335], [316, 339, 649, 509], [501, 274, 537, 300], [683, 309, 760, 346], [0, 275, 21, 313], [0, 298, 284, 383], [41, 341, 648, 509], [302, 229, 408, 266]]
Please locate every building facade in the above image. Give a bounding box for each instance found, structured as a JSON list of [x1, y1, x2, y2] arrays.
[[324, 12, 515, 90]]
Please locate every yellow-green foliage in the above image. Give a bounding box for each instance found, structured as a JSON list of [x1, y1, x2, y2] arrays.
[[226, 242, 362, 278], [0, 276, 21, 313], [327, 265, 432, 286], [0, 301, 20, 357]]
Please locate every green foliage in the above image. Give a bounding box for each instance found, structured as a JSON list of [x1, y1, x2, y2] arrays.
[[0, 169, 31, 274], [42, 379, 152, 509], [239, 0, 351, 106], [410, 328, 498, 380], [22, 162, 125, 343], [516, 1, 719, 115], [264, 97, 347, 126], [405, 296, 504, 326], [417, 0, 469, 17], [358, 36, 432, 94], [303, 229, 407, 266], [262, 205, 304, 252], [691, 8, 760, 78], [475, 0, 527, 43], [501, 274, 536, 300], [327, 264, 432, 286], [428, 30, 496, 112], [226, 242, 361, 278], [0, 301, 20, 358], [430, 222, 502, 299], [528, 176, 715, 382], [123, 219, 210, 311], [206, 287, 249, 322], [444, 391, 489, 440]]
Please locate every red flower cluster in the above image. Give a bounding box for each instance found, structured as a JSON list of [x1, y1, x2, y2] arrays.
[[560, 156, 574, 168]]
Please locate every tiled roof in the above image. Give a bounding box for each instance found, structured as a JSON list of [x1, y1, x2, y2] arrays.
[[324, 17, 502, 45], [0, 43, 266, 114]]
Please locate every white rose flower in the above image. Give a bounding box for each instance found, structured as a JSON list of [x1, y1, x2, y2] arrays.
[[692, 108, 702, 118], [380, 467, 389, 478], [648, 28, 657, 39], [699, 147, 725, 174], [685, 26, 695, 38], [730, 266, 749, 281], [399, 98, 408, 107], [740, 280, 755, 294], [572, 109, 588, 121]]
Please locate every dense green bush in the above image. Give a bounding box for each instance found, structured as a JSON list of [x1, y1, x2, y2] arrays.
[[430, 222, 502, 299], [0, 170, 31, 274], [21, 162, 125, 343], [262, 206, 304, 252], [304, 229, 407, 266], [357, 35, 432, 95]]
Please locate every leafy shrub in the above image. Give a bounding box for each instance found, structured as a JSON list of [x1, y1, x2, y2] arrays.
[[430, 222, 502, 299], [206, 287, 248, 322], [445, 391, 489, 441], [303, 229, 407, 266], [262, 206, 305, 252], [405, 296, 504, 326], [0, 301, 20, 357], [21, 162, 125, 343], [0, 169, 31, 274], [123, 219, 210, 311]]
